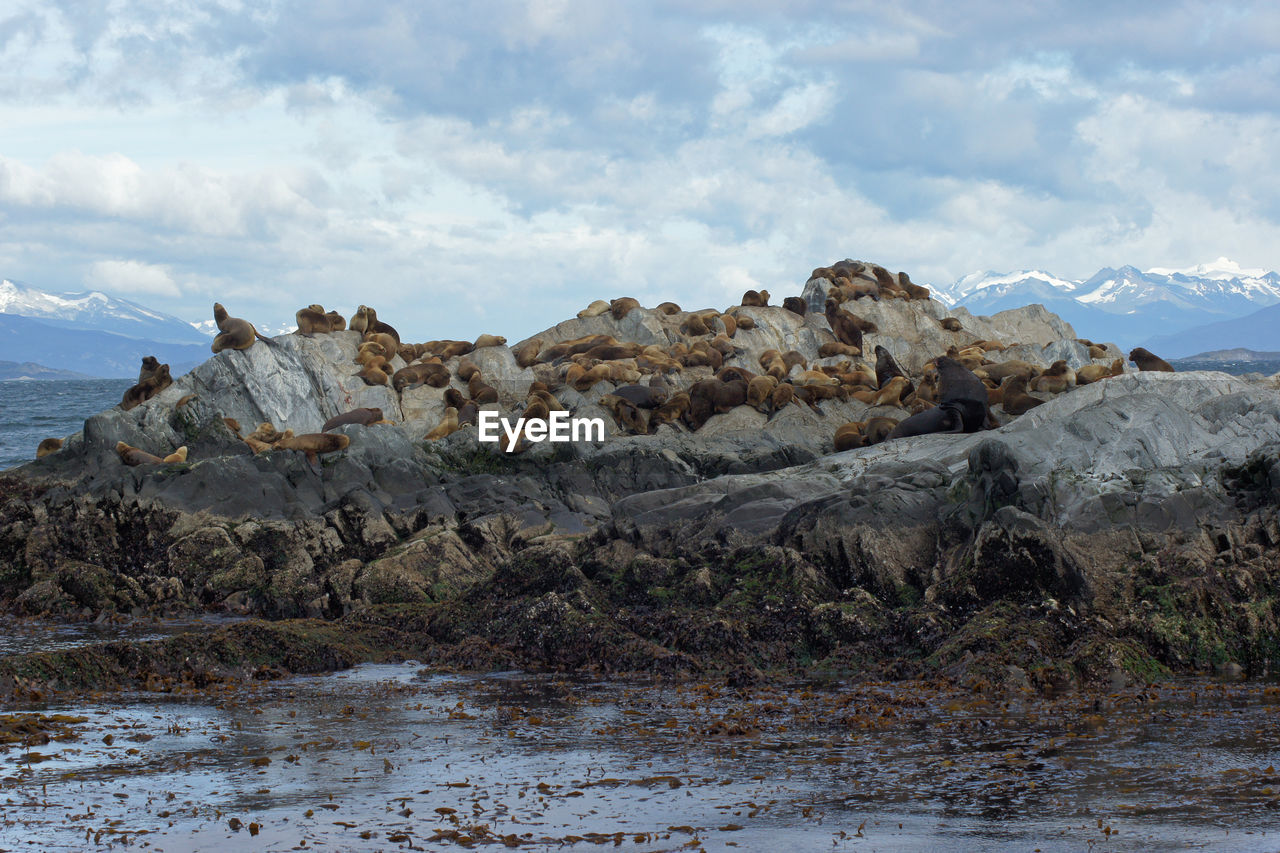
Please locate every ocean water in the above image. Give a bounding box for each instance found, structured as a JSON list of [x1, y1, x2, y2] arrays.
[[0, 378, 132, 472]]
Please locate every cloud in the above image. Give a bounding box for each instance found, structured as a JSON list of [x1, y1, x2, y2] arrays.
[[86, 259, 180, 297]]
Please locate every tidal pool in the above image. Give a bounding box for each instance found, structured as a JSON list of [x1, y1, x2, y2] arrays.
[[1, 663, 1278, 851]]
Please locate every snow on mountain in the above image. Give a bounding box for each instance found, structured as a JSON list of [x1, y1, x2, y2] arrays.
[[941, 259, 1280, 347], [190, 318, 294, 338], [0, 279, 209, 345]]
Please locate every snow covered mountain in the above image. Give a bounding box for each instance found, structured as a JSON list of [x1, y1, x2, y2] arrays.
[[0, 279, 210, 345], [937, 258, 1280, 348]]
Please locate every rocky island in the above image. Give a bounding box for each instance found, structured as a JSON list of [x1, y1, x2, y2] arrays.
[[2, 259, 1278, 697]]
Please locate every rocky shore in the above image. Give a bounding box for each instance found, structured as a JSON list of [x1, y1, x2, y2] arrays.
[[2, 262, 1279, 696]]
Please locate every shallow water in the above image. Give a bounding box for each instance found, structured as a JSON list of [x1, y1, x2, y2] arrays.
[[2, 663, 1278, 851], [0, 615, 248, 658]]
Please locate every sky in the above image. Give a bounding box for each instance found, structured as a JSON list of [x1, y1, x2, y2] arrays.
[[1, 1, 1279, 343]]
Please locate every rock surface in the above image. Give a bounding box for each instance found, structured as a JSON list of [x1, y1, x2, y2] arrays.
[[2, 266, 1279, 695]]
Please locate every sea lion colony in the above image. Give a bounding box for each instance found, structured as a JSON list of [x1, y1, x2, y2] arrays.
[[36, 261, 1169, 461]]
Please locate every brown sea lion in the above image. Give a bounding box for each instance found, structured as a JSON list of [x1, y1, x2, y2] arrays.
[[1129, 347, 1175, 372], [120, 364, 172, 411], [741, 289, 770, 307], [1030, 360, 1074, 393], [175, 393, 197, 408], [655, 301, 682, 315], [819, 341, 861, 358], [781, 296, 807, 316], [211, 303, 276, 353], [457, 359, 481, 382], [36, 437, 63, 458], [514, 338, 543, 368], [833, 422, 864, 452], [1076, 358, 1125, 385], [578, 299, 610, 318], [322, 407, 384, 432], [610, 297, 642, 320], [1001, 374, 1044, 415], [357, 357, 391, 386], [898, 272, 930, 300], [863, 416, 900, 445], [940, 317, 963, 332], [425, 407, 460, 441], [600, 394, 648, 434], [116, 441, 187, 466], [769, 381, 797, 412], [872, 376, 910, 408], [735, 314, 756, 330], [681, 313, 710, 336], [275, 432, 350, 467], [474, 333, 506, 349], [824, 299, 864, 350], [649, 392, 690, 431], [295, 304, 333, 335], [326, 310, 346, 331], [348, 305, 400, 343]]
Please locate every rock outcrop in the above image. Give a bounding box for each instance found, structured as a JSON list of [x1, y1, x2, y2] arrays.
[[3, 259, 1279, 694]]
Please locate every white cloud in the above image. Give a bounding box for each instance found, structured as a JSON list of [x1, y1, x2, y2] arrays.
[[86, 259, 180, 297]]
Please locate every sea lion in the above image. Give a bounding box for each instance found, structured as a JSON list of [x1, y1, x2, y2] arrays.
[[940, 317, 963, 332], [1129, 347, 1175, 372], [246, 422, 285, 443], [600, 394, 648, 434], [769, 381, 797, 412], [886, 356, 988, 440], [211, 303, 276, 353], [873, 346, 914, 399], [782, 296, 807, 316], [1001, 374, 1044, 415], [474, 333, 506, 349], [116, 441, 187, 466], [36, 437, 63, 458], [578, 300, 610, 319], [514, 338, 543, 368], [392, 362, 450, 391], [326, 310, 346, 331], [223, 417, 242, 435], [1029, 360, 1074, 393], [871, 376, 910, 408], [741, 289, 770, 307], [295, 304, 333, 335], [348, 305, 400, 343], [275, 432, 351, 467], [138, 356, 161, 383], [610, 297, 642, 320], [649, 392, 690, 431], [469, 374, 500, 403], [322, 407, 384, 432], [175, 393, 197, 408], [824, 299, 864, 350], [1087, 344, 1108, 359], [613, 383, 667, 409], [120, 364, 172, 411], [1076, 358, 1125, 385], [457, 359, 481, 382], [747, 375, 779, 411], [735, 314, 755, 330], [898, 272, 930, 300], [720, 312, 738, 338], [425, 407, 460, 441], [833, 422, 864, 452], [358, 357, 391, 386], [681, 313, 710, 336], [819, 342, 861, 358], [863, 416, 900, 445], [655, 301, 682, 315]]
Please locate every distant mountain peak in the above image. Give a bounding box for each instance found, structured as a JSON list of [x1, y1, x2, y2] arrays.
[[1145, 257, 1268, 280], [0, 278, 209, 345]]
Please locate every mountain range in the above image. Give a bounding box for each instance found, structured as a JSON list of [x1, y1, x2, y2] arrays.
[[935, 258, 1280, 353]]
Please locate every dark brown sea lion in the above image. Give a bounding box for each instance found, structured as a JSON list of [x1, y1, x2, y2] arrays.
[[1129, 347, 1175, 372], [873, 346, 914, 400], [322, 407, 384, 431], [138, 356, 161, 383], [514, 338, 543, 368], [824, 299, 863, 350], [741, 289, 770, 307], [833, 421, 864, 452], [655, 301, 682, 315], [886, 356, 988, 440], [120, 364, 172, 411], [940, 317, 963, 332], [599, 394, 647, 434], [782, 296, 807, 316], [610, 297, 642, 320]]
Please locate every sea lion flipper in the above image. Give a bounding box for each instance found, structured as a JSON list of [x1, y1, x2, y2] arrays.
[[254, 330, 280, 347]]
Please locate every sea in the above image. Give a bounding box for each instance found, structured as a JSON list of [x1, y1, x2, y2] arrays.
[[0, 378, 132, 471]]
